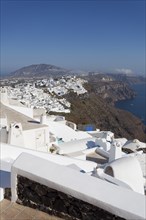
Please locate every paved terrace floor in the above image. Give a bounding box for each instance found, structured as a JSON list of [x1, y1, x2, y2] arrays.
[[0, 102, 48, 130], [0, 199, 62, 220]]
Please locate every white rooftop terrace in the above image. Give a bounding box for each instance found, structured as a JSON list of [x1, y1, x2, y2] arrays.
[[0, 143, 97, 174]]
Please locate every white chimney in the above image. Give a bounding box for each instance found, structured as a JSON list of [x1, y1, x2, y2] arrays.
[[0, 88, 9, 104], [40, 114, 46, 125], [8, 123, 24, 147], [109, 141, 122, 162]]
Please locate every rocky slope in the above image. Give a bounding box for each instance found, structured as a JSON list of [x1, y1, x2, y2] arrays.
[[84, 75, 136, 103], [63, 91, 146, 142]]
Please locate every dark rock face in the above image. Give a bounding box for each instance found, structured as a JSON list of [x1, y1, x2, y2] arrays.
[[17, 175, 125, 220], [4, 188, 11, 200]]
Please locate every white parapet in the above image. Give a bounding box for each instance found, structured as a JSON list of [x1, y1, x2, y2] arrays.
[[0, 188, 4, 202], [11, 153, 146, 220]]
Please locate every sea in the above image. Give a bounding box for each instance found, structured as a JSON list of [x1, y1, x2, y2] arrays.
[[115, 83, 146, 125]]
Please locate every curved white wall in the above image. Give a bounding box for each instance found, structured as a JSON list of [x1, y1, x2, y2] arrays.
[[104, 157, 144, 195]]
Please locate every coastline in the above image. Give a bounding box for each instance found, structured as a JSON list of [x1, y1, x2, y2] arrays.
[[115, 83, 146, 125]]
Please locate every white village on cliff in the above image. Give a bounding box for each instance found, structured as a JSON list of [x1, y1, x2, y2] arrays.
[[0, 81, 146, 220]]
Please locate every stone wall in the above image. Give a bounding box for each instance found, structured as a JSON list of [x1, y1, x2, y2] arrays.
[[17, 175, 125, 220], [4, 188, 11, 200]]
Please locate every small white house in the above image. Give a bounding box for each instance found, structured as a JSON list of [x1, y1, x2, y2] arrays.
[[0, 102, 50, 152]]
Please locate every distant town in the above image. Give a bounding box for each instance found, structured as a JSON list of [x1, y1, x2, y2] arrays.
[[0, 76, 87, 113]]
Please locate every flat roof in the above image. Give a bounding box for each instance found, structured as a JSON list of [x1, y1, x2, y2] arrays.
[[0, 102, 48, 130]]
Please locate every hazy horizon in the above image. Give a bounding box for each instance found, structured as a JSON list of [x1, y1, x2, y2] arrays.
[[1, 0, 145, 75]]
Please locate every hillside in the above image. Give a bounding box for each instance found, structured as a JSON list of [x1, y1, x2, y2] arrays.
[[84, 80, 136, 104], [8, 64, 69, 78], [63, 91, 146, 142]]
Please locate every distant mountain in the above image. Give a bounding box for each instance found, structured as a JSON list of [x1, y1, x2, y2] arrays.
[[8, 64, 71, 78]]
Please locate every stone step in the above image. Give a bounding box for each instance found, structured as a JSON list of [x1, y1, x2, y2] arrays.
[[0, 199, 62, 220]]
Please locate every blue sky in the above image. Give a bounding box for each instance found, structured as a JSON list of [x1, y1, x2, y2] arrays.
[[1, 0, 145, 74]]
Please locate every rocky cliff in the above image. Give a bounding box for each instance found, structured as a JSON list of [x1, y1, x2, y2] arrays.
[[63, 90, 146, 142], [84, 76, 136, 103]]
